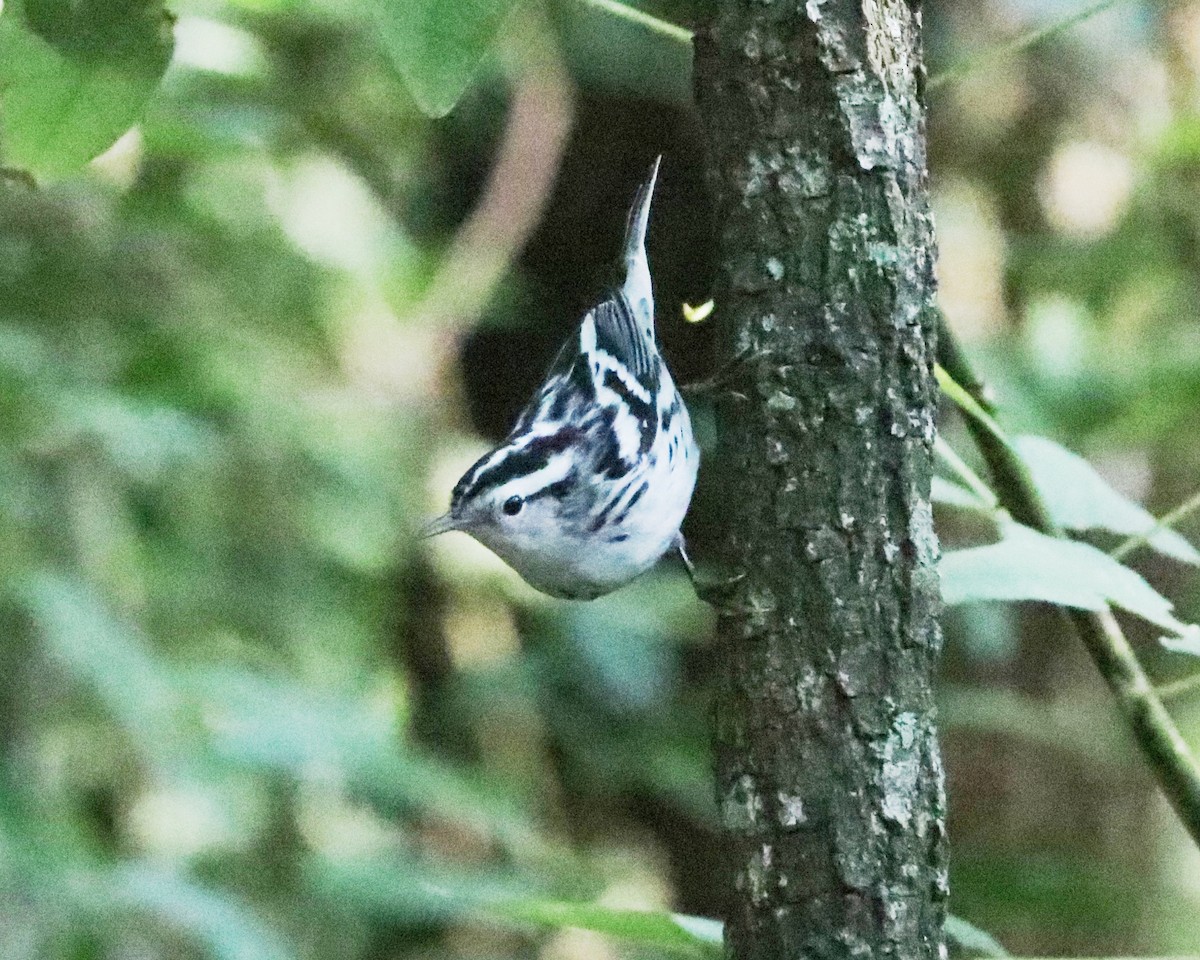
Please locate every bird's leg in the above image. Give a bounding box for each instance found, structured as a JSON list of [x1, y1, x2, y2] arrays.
[[675, 532, 745, 607], [681, 345, 772, 398]]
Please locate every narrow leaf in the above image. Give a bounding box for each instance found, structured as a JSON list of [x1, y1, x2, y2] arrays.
[[944, 914, 1010, 958], [320, 859, 1011, 960], [489, 899, 722, 954], [935, 435, 999, 510], [315, 857, 721, 955], [1112, 488, 1200, 563], [578, 0, 692, 44], [1015, 435, 1200, 565], [182, 665, 555, 857], [1161, 633, 1200, 657], [940, 522, 1200, 647]]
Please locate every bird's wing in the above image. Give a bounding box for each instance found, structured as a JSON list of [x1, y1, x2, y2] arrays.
[[590, 294, 658, 385]]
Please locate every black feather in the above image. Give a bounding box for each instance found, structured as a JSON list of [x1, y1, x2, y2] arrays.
[[591, 294, 657, 384]]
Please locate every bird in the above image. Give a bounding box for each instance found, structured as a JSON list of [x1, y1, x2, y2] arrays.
[[423, 157, 700, 600]]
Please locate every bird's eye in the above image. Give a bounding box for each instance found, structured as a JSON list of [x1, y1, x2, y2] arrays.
[[502, 495, 524, 516]]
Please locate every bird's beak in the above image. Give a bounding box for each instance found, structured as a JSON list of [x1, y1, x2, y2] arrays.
[[421, 512, 460, 539]]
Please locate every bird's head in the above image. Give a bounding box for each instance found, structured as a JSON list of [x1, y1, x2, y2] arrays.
[[423, 429, 583, 552]]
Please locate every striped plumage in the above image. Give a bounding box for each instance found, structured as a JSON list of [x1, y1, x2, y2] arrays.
[[425, 158, 698, 599]]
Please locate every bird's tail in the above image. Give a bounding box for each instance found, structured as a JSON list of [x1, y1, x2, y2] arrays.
[[621, 155, 661, 341]]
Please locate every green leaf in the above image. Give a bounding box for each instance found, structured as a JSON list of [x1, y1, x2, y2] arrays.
[[928, 0, 1126, 93], [934, 435, 999, 511], [1161, 633, 1200, 657], [1015, 435, 1200, 565], [488, 901, 996, 960], [488, 899, 722, 954], [322, 858, 995, 960], [943, 914, 1010, 958], [371, 0, 518, 117], [314, 856, 721, 955], [940, 521, 1200, 646], [0, 0, 174, 176]]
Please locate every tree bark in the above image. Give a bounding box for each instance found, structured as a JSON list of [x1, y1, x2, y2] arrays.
[[693, 3, 948, 959]]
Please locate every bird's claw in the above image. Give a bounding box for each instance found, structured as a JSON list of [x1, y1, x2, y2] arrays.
[[682, 346, 772, 398], [675, 533, 746, 607], [690, 571, 746, 609]]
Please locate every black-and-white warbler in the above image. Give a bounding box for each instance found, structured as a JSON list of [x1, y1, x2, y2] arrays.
[[425, 157, 699, 600]]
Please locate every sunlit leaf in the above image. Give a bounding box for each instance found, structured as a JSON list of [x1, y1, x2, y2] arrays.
[[185, 665, 398, 775], [0, 0, 174, 176], [1161, 633, 1200, 657], [943, 913, 1010, 958], [1015, 435, 1200, 565], [307, 854, 544, 925], [940, 521, 1200, 647], [1, 783, 293, 960], [370, 0, 518, 117], [52, 392, 216, 482], [928, 0, 1125, 92]]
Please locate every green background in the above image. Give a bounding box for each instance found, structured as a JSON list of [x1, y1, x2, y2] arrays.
[[1, 0, 1198, 957]]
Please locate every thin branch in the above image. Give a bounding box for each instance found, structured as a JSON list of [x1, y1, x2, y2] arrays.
[[1111, 488, 1200, 562], [936, 314, 1200, 851], [934, 358, 1054, 533], [927, 0, 1128, 92], [574, 0, 1133, 102], [934, 324, 994, 407], [935, 367, 1017, 464], [934, 435, 998, 510], [577, 0, 693, 43]]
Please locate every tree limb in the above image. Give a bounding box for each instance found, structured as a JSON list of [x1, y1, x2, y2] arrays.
[[935, 311, 1200, 850]]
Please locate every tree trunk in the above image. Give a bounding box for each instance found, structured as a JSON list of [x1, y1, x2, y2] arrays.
[[693, 4, 948, 959]]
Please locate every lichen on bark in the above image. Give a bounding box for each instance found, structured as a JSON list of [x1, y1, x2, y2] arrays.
[[693, 1, 948, 958]]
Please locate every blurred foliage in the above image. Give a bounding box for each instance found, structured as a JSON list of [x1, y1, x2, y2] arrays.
[[0, 0, 174, 176], [374, 0, 520, 117], [0, 0, 1199, 959]]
